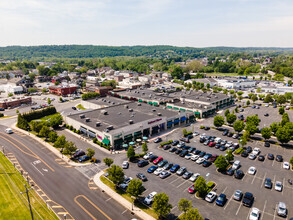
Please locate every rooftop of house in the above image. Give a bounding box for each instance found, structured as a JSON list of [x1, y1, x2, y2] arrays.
[[68, 101, 180, 133]]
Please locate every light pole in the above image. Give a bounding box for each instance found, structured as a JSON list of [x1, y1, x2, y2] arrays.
[[131, 196, 136, 211]]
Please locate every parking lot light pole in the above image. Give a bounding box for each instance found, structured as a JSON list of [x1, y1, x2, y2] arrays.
[[131, 196, 135, 211]]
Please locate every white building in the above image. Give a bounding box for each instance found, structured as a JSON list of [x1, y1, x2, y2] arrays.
[[216, 78, 256, 89], [0, 83, 23, 94]]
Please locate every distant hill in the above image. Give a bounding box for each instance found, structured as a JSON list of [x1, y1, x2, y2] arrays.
[[0, 45, 293, 59]]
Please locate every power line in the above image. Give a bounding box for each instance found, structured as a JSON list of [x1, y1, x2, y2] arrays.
[[21, 184, 34, 220]]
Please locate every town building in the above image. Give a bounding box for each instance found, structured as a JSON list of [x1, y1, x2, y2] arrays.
[[0, 83, 24, 94], [0, 96, 32, 109], [216, 78, 256, 89], [49, 85, 77, 96], [84, 86, 113, 97], [80, 96, 130, 109], [185, 78, 218, 87]]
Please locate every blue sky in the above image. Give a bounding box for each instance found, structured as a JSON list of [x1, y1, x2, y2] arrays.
[[1, 0, 293, 47]]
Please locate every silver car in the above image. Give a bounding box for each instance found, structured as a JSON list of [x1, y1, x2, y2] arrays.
[[233, 190, 243, 201]]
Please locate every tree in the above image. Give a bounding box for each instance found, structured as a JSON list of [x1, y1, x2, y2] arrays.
[[87, 148, 95, 158], [270, 122, 280, 135], [194, 176, 208, 197], [246, 100, 250, 106], [277, 95, 286, 104], [180, 208, 204, 220], [251, 94, 258, 103], [276, 127, 291, 144], [279, 107, 285, 115], [63, 141, 77, 155], [126, 179, 144, 198], [103, 157, 114, 167], [226, 113, 236, 125], [290, 156, 293, 166], [246, 115, 260, 126], [54, 135, 67, 148], [39, 125, 50, 138], [291, 99, 293, 106], [47, 98, 51, 105], [224, 109, 230, 117], [142, 143, 148, 153], [233, 120, 245, 134], [281, 113, 290, 126], [178, 198, 192, 214], [152, 193, 172, 219], [245, 123, 258, 135], [239, 135, 248, 147], [127, 145, 135, 160], [261, 127, 271, 140], [49, 114, 63, 129], [108, 165, 125, 186], [214, 155, 229, 171], [225, 149, 234, 163], [264, 94, 273, 103], [182, 128, 187, 136], [16, 114, 29, 131], [59, 97, 63, 102], [213, 115, 224, 128], [48, 131, 58, 143]]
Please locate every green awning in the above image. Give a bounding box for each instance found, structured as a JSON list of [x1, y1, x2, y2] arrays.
[[148, 101, 153, 104], [180, 108, 186, 111], [138, 99, 142, 102], [167, 106, 172, 108], [102, 138, 110, 146], [153, 102, 158, 106], [187, 110, 193, 112], [173, 107, 179, 110], [194, 112, 200, 115]]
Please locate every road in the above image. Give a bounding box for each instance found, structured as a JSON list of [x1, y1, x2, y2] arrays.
[[0, 124, 139, 220]]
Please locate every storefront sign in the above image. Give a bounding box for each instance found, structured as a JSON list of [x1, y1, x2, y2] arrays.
[[148, 118, 162, 124]]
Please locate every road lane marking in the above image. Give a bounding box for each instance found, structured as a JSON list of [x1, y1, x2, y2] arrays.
[[121, 209, 128, 215], [74, 195, 111, 220], [105, 197, 112, 202], [31, 162, 44, 176], [52, 205, 63, 208]]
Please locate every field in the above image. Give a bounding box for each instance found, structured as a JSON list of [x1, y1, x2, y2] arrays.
[[0, 153, 58, 220]]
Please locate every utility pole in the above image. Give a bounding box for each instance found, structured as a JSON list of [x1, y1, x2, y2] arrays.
[[21, 184, 34, 220]]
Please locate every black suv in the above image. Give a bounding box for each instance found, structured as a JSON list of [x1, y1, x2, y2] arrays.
[[242, 192, 254, 207], [137, 160, 149, 167]]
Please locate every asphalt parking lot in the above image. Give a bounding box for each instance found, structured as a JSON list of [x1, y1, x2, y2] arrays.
[[116, 108, 293, 220]]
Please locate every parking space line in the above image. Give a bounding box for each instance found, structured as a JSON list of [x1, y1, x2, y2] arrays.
[[222, 186, 227, 194], [260, 200, 267, 220], [224, 195, 233, 210], [251, 173, 257, 184], [176, 179, 188, 188], [282, 178, 285, 195], [242, 171, 248, 181], [273, 204, 277, 220], [261, 172, 267, 188], [246, 207, 252, 220], [272, 159, 275, 167], [170, 176, 181, 184], [235, 202, 242, 215], [171, 206, 177, 211], [121, 209, 128, 215]]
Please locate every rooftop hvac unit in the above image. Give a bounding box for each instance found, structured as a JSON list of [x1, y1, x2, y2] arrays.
[[80, 114, 85, 119], [107, 125, 114, 130], [96, 122, 101, 127], [85, 118, 90, 122], [129, 109, 133, 112], [157, 113, 162, 116], [207, 98, 210, 100], [142, 92, 145, 95], [118, 112, 121, 115], [129, 120, 134, 124], [101, 110, 108, 115], [199, 104, 202, 108], [204, 106, 207, 109], [152, 109, 156, 112], [137, 103, 141, 106], [124, 105, 129, 109], [112, 102, 115, 104]]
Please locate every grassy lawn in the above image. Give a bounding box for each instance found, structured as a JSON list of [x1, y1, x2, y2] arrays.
[[0, 153, 58, 219], [100, 175, 158, 219], [38, 113, 60, 122], [76, 104, 86, 110]]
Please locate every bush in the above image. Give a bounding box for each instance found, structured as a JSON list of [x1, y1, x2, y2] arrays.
[[91, 157, 97, 163], [160, 140, 173, 146], [81, 92, 100, 100], [207, 181, 215, 189], [0, 113, 4, 117], [234, 147, 244, 154], [200, 126, 205, 129]]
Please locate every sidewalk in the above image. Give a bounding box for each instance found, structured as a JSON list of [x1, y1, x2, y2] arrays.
[[93, 171, 155, 220], [12, 123, 89, 167]]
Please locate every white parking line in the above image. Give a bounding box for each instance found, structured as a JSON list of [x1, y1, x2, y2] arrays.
[[246, 207, 252, 220], [282, 178, 285, 195], [261, 200, 267, 220], [261, 172, 267, 188], [106, 197, 112, 202], [273, 204, 277, 220], [235, 202, 242, 215], [251, 173, 257, 184], [242, 171, 248, 181], [170, 176, 181, 184], [224, 195, 233, 210], [121, 209, 128, 215], [272, 159, 275, 167], [171, 206, 177, 211], [222, 186, 228, 194], [177, 179, 188, 188]]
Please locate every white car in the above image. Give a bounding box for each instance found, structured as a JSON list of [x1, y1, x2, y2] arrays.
[[122, 161, 129, 169], [193, 132, 200, 136], [143, 152, 153, 160], [189, 173, 200, 182], [252, 148, 260, 155], [249, 207, 260, 220], [185, 153, 194, 160], [248, 153, 257, 160], [283, 162, 290, 170], [154, 168, 164, 176], [275, 181, 283, 192], [191, 155, 199, 161], [205, 191, 217, 203], [144, 192, 157, 205], [265, 104, 269, 107], [196, 158, 205, 164], [248, 166, 256, 175], [232, 160, 241, 170], [200, 133, 206, 138], [5, 128, 13, 134]]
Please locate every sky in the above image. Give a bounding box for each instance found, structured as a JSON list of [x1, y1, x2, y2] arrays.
[[1, 0, 293, 47]]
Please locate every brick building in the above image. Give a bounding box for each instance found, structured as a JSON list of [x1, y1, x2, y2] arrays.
[[49, 86, 77, 96], [0, 97, 32, 109]]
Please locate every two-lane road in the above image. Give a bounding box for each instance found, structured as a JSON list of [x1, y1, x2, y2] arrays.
[[0, 125, 139, 220]]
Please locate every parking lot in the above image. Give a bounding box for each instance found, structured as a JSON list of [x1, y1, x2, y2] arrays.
[[115, 106, 293, 220]]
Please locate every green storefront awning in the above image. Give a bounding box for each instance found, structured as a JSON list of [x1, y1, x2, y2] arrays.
[[148, 101, 153, 104], [194, 112, 200, 115], [138, 99, 142, 102], [173, 107, 179, 110], [102, 138, 110, 146], [167, 106, 172, 108], [180, 108, 186, 111], [153, 102, 158, 106]]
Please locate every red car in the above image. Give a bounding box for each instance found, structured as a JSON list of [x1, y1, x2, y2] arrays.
[[188, 185, 196, 194], [153, 157, 163, 165], [208, 142, 216, 147], [209, 155, 218, 163]]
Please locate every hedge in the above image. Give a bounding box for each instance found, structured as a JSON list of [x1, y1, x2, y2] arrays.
[[22, 106, 57, 122], [184, 131, 193, 137], [160, 140, 173, 146], [82, 92, 100, 100], [0, 113, 4, 117], [200, 126, 205, 129], [207, 181, 215, 189], [93, 138, 110, 150], [234, 147, 244, 155]]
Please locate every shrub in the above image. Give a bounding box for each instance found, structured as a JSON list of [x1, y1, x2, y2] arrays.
[[91, 157, 97, 163], [207, 181, 215, 189], [0, 113, 4, 117], [21, 106, 57, 122], [184, 131, 193, 136], [82, 92, 100, 100], [160, 140, 173, 146], [234, 147, 244, 154], [69, 125, 73, 130], [200, 126, 205, 129]]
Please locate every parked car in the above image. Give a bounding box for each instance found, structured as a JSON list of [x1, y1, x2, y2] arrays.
[[199, 151, 206, 157], [72, 150, 85, 159], [172, 140, 179, 146], [159, 171, 171, 179], [163, 145, 171, 150], [179, 150, 188, 157], [176, 167, 187, 176], [78, 155, 90, 162], [283, 162, 290, 170], [258, 155, 265, 161], [264, 142, 270, 147], [232, 160, 241, 170], [153, 157, 163, 165], [147, 165, 158, 173], [154, 168, 164, 175], [177, 142, 185, 148], [180, 137, 190, 143], [149, 155, 158, 162], [223, 130, 229, 136], [232, 134, 239, 139], [241, 151, 248, 157], [205, 191, 217, 203], [216, 194, 227, 206], [144, 192, 157, 205], [219, 146, 227, 151], [137, 160, 149, 167], [193, 131, 200, 136], [154, 138, 162, 143], [188, 185, 196, 194], [264, 178, 272, 189], [191, 155, 200, 161], [248, 154, 257, 160], [248, 166, 256, 175], [189, 173, 200, 182], [202, 161, 212, 167], [252, 147, 260, 155], [158, 160, 168, 167], [196, 158, 205, 164], [163, 163, 173, 170], [276, 155, 283, 162], [120, 177, 132, 190], [233, 190, 243, 201], [226, 168, 235, 176], [275, 181, 283, 192], [143, 152, 153, 159], [242, 192, 254, 207], [277, 202, 287, 217], [183, 171, 193, 179], [204, 126, 210, 130], [267, 153, 274, 160], [122, 161, 129, 169], [234, 170, 244, 179], [169, 147, 177, 153], [184, 153, 193, 160], [170, 164, 180, 173], [246, 146, 252, 153], [136, 173, 147, 181], [249, 208, 260, 220]]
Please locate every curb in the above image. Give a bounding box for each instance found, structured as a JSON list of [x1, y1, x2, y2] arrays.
[[93, 171, 155, 220], [12, 123, 88, 167]]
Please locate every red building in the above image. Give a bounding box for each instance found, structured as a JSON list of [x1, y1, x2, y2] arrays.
[[49, 86, 77, 96], [0, 97, 32, 109]]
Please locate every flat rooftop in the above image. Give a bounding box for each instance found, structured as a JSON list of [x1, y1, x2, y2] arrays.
[[172, 90, 230, 103], [68, 102, 180, 133], [0, 96, 31, 103], [172, 100, 214, 110], [86, 96, 130, 106]]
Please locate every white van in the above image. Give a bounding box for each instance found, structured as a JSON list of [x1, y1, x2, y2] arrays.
[[5, 128, 13, 134]]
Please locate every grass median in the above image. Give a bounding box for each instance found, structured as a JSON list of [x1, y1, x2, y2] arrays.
[[0, 153, 58, 220], [100, 175, 158, 219]]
